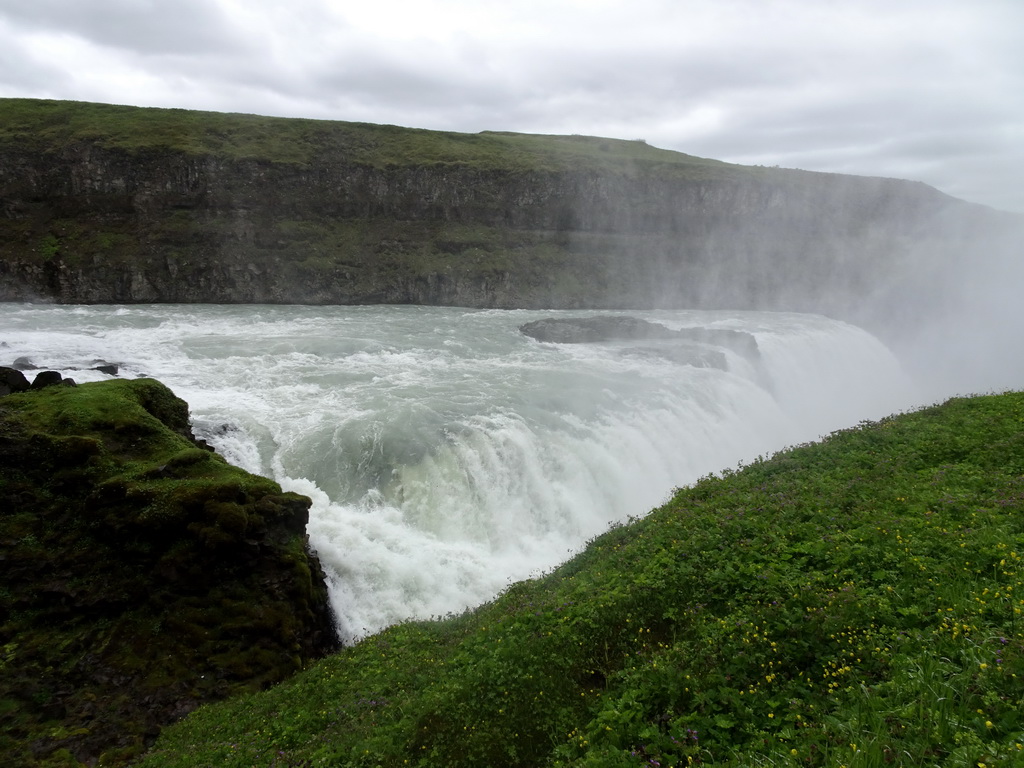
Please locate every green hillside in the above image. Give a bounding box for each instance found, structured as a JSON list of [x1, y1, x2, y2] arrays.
[[0, 98, 742, 179], [139, 391, 1024, 767]]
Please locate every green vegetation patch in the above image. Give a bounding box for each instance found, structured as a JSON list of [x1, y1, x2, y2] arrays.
[[142, 392, 1024, 767], [0, 379, 336, 767], [0, 98, 752, 180]]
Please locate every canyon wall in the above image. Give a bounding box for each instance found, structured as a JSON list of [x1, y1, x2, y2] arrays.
[[1, 99, 1018, 330]]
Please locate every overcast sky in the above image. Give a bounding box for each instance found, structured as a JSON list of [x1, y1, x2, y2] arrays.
[[1, 0, 1021, 212]]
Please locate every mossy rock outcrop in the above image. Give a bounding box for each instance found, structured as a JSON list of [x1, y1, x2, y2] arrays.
[[0, 378, 338, 766]]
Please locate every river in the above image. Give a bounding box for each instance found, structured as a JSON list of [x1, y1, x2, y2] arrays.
[[0, 303, 921, 642]]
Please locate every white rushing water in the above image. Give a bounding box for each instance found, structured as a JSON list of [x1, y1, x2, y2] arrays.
[[0, 304, 922, 642]]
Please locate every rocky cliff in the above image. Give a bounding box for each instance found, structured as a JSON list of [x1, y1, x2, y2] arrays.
[[0, 98, 1019, 327], [0, 376, 338, 766]]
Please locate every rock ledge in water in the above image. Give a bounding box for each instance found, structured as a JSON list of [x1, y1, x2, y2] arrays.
[[520, 316, 759, 359]]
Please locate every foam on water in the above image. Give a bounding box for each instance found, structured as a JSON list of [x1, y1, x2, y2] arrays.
[[0, 304, 922, 642]]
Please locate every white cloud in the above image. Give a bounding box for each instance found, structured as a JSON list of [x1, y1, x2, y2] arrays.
[[0, 0, 1021, 211]]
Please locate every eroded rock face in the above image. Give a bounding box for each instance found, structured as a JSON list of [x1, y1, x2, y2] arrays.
[[2, 99, 1019, 334], [0, 378, 338, 766]]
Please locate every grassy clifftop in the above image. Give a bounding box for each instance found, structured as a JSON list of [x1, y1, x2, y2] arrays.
[[0, 98, 740, 179], [141, 391, 1024, 767], [0, 378, 337, 766]]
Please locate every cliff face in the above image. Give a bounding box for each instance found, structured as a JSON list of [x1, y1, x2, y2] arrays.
[[0, 99, 1018, 327], [0, 377, 338, 766]]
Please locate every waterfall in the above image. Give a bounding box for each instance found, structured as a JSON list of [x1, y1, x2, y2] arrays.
[[0, 303, 921, 642]]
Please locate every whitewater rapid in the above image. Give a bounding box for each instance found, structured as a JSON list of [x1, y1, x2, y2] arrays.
[[0, 304, 921, 641]]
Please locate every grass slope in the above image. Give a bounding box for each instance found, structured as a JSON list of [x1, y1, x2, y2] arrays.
[[0, 98, 747, 180], [140, 392, 1024, 767]]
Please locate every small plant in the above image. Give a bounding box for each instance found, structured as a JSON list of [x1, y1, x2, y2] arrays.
[[39, 233, 59, 260]]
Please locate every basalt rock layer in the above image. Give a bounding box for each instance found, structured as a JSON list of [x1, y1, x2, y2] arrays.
[[0, 377, 338, 766], [2, 99, 1019, 330]]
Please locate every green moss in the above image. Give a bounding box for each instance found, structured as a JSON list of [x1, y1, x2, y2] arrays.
[[39, 233, 60, 260], [0, 379, 336, 767]]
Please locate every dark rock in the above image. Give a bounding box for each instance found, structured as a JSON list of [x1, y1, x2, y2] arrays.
[[13, 356, 38, 371], [520, 316, 681, 343], [30, 370, 64, 389], [91, 360, 120, 376], [0, 378, 339, 766], [520, 316, 760, 360], [0, 366, 30, 395]]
